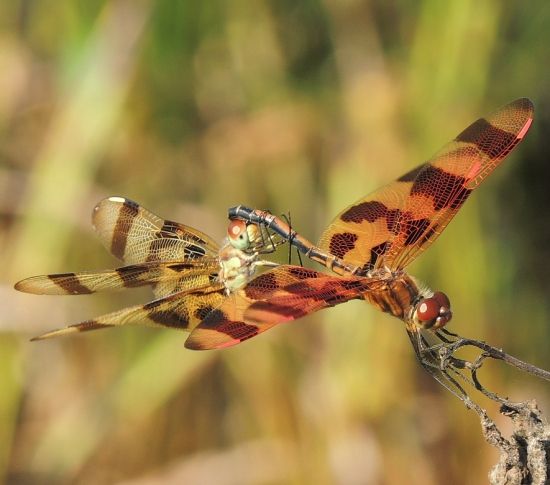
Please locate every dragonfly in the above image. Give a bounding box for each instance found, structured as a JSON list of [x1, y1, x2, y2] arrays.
[[15, 196, 290, 341], [183, 98, 534, 359]]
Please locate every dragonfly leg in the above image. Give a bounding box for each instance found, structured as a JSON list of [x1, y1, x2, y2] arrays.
[[407, 328, 472, 405], [251, 260, 280, 270]]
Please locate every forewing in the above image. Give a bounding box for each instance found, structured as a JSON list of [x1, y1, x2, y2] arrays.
[[185, 265, 379, 350], [93, 196, 219, 264], [319, 98, 534, 271], [31, 283, 226, 341], [318, 181, 412, 273], [14, 261, 218, 297], [382, 98, 534, 269]]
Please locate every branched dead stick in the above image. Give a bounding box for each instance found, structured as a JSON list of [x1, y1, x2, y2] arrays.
[[437, 335, 550, 382], [428, 331, 550, 484], [488, 402, 550, 485]]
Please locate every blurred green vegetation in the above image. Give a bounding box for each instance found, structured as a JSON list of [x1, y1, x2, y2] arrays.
[[1, 1, 550, 483]]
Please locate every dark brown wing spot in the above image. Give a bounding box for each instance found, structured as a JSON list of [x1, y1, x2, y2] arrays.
[[287, 267, 320, 280], [419, 225, 437, 246], [160, 220, 181, 236], [449, 187, 472, 210], [167, 262, 196, 272], [155, 221, 207, 259], [281, 281, 320, 296], [403, 218, 431, 246], [116, 265, 151, 287], [329, 232, 358, 259], [456, 118, 517, 158], [183, 244, 207, 258], [199, 309, 259, 341], [49, 273, 92, 294], [341, 201, 388, 224], [194, 305, 215, 321], [411, 165, 471, 211], [112, 199, 139, 260], [244, 272, 279, 299], [340, 279, 366, 292], [144, 301, 190, 328], [161, 220, 209, 245], [75, 320, 114, 332], [368, 240, 391, 270], [397, 164, 424, 182], [221, 322, 259, 342], [273, 279, 363, 305], [249, 301, 306, 319]]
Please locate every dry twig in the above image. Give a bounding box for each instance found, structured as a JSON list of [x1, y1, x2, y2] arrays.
[[425, 331, 550, 484]]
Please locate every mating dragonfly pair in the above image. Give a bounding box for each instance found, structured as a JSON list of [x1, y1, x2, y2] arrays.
[[16, 99, 534, 374]]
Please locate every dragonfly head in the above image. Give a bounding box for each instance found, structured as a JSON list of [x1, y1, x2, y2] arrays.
[[227, 219, 261, 251], [412, 291, 452, 330]]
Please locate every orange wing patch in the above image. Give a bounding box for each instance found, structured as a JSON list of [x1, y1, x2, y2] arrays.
[[319, 98, 534, 271], [318, 181, 413, 272], [185, 265, 381, 350]]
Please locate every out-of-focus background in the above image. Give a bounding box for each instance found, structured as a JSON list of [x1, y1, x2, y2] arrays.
[[1, 1, 550, 483]]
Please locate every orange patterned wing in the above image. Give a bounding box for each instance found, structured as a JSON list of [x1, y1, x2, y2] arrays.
[[319, 98, 534, 271], [30, 283, 226, 341], [93, 196, 220, 264], [185, 265, 380, 350]]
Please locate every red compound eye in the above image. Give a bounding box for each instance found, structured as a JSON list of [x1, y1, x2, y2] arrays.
[[433, 291, 450, 311], [417, 298, 440, 322], [416, 291, 452, 329], [227, 219, 247, 241]]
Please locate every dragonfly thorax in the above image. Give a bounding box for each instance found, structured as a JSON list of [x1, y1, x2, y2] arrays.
[[218, 244, 258, 293], [220, 219, 277, 293]]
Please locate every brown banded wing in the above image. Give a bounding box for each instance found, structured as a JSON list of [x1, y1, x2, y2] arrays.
[[185, 265, 383, 350], [93, 196, 219, 265], [319, 98, 534, 272], [30, 282, 226, 341], [93, 196, 221, 299], [14, 261, 217, 295], [15, 197, 226, 340], [17, 197, 221, 300]]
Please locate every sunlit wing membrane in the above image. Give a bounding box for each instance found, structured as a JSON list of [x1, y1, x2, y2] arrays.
[[317, 182, 412, 273], [93, 196, 220, 264], [185, 265, 382, 350], [318, 98, 534, 272], [15, 197, 247, 341], [31, 283, 226, 341], [14, 260, 218, 296]]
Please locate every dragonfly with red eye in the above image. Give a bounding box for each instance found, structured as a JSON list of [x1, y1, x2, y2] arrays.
[[15, 96, 535, 391], [184, 99, 534, 382], [14, 197, 287, 341]]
